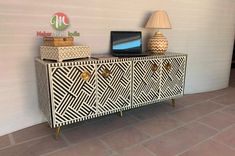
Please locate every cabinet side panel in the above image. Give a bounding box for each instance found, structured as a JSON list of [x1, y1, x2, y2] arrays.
[[35, 60, 52, 127]]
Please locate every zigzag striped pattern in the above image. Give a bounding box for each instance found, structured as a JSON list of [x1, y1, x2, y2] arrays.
[[50, 65, 96, 126], [160, 57, 186, 99], [133, 59, 161, 106], [97, 61, 131, 113]]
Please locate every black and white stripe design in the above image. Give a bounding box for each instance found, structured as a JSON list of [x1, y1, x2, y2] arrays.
[[97, 61, 131, 113], [160, 57, 186, 99], [36, 53, 187, 128], [133, 59, 161, 106], [50, 64, 96, 127]]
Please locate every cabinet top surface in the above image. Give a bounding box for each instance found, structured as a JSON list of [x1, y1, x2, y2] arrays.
[[36, 52, 187, 65]]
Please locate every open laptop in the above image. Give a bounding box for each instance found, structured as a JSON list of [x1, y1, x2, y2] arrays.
[[111, 31, 150, 57]]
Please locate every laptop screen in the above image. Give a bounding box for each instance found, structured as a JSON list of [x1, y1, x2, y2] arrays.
[[111, 31, 142, 56]]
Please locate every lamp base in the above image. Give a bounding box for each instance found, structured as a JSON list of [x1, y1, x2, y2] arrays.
[[148, 31, 168, 54]]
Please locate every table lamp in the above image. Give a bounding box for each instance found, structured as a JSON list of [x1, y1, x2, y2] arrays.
[[145, 10, 171, 54]]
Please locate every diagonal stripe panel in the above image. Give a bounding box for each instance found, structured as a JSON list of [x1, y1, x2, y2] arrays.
[[97, 61, 131, 113], [160, 57, 186, 99], [49, 64, 96, 127], [133, 59, 161, 106]]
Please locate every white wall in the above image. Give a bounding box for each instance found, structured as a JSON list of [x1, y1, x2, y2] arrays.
[[0, 0, 234, 136]]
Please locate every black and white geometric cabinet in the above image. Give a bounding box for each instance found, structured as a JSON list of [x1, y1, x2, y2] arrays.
[[35, 53, 187, 130]]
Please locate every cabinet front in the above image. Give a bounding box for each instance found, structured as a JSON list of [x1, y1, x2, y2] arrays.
[[49, 63, 96, 127], [133, 59, 161, 106], [160, 56, 186, 99], [97, 61, 131, 114]]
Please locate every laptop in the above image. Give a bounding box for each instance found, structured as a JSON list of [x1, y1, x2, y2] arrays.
[[111, 31, 150, 57]]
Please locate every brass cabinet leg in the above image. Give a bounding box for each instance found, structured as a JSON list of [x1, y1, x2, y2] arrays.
[[119, 110, 123, 117], [55, 127, 61, 139], [171, 99, 175, 107]]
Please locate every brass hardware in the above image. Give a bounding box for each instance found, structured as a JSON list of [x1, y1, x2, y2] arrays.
[[102, 68, 111, 78], [55, 127, 61, 139], [171, 99, 175, 107], [165, 62, 172, 71], [151, 64, 158, 72], [81, 71, 91, 81]]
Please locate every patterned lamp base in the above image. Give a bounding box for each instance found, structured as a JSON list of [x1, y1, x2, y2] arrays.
[[148, 31, 168, 54]]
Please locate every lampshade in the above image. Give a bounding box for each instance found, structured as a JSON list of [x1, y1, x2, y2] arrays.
[[145, 10, 171, 29]]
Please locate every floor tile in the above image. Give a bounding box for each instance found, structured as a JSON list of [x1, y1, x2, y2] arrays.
[[12, 122, 53, 143], [126, 102, 170, 121], [100, 127, 149, 152], [222, 104, 235, 116], [210, 93, 235, 105], [133, 115, 182, 136], [46, 139, 111, 156], [213, 126, 235, 148], [175, 92, 217, 106], [179, 140, 235, 156], [118, 145, 154, 156], [144, 122, 217, 156], [0, 135, 67, 156], [0, 135, 10, 149], [198, 111, 235, 130], [63, 114, 130, 144], [168, 101, 222, 123]]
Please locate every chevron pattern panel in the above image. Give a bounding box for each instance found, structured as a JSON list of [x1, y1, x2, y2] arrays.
[[133, 59, 161, 106], [160, 56, 186, 99], [97, 61, 131, 113], [49, 64, 96, 127]]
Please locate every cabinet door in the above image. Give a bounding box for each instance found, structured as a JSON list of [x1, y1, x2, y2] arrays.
[[160, 56, 186, 99], [48, 63, 96, 127], [133, 59, 161, 106], [97, 61, 131, 113]]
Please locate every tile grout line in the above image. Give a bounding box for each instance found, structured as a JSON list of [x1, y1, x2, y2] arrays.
[[0, 134, 53, 151], [106, 102, 235, 154], [196, 121, 220, 132], [40, 146, 69, 156], [175, 136, 216, 156], [175, 123, 235, 156], [142, 146, 158, 156], [167, 93, 226, 114], [207, 100, 233, 107], [98, 138, 118, 155], [2, 100, 232, 154], [103, 100, 233, 153], [1, 88, 234, 154], [211, 138, 235, 151], [218, 109, 235, 117]]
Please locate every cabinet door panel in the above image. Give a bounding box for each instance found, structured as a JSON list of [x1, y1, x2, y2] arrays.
[[133, 59, 161, 106], [49, 64, 96, 127], [97, 61, 131, 113], [160, 56, 186, 99]]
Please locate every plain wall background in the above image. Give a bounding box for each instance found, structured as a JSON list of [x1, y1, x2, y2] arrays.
[[0, 0, 235, 136]]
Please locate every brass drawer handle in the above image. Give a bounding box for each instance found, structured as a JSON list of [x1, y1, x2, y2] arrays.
[[151, 64, 158, 72], [102, 68, 111, 78], [165, 62, 172, 71], [81, 71, 91, 81]]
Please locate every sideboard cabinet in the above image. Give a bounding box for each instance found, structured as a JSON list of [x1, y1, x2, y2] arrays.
[[35, 52, 187, 137]]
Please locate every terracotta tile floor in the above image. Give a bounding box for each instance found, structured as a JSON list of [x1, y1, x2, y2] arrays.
[[0, 69, 235, 156]]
